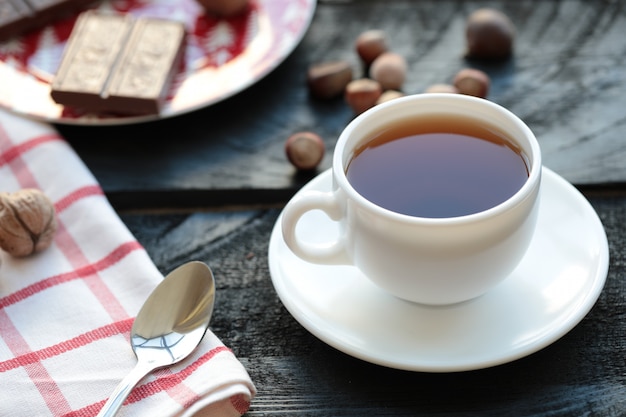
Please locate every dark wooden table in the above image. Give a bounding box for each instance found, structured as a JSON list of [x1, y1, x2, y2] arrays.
[[55, 1, 625, 415]]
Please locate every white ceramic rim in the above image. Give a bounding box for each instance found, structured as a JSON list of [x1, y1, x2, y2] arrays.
[[268, 167, 609, 372], [333, 93, 542, 225]]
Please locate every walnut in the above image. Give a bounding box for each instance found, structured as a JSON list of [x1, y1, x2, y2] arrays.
[[0, 189, 57, 257]]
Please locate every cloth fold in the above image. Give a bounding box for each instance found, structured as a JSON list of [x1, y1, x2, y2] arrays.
[[0, 108, 256, 417]]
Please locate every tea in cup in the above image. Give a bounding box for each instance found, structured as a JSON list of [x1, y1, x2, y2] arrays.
[[281, 94, 541, 305]]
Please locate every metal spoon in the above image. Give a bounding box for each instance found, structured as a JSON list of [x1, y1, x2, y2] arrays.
[[97, 261, 216, 417]]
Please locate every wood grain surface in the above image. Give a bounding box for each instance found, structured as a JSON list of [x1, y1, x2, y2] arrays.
[[120, 194, 625, 416], [57, 0, 626, 210], [54, 1, 625, 415]]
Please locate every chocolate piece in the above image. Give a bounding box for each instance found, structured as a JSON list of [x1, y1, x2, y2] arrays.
[[0, 0, 97, 42], [106, 17, 187, 115], [51, 12, 186, 115], [51, 13, 135, 112]]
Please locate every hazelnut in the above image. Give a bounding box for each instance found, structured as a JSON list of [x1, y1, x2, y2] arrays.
[[453, 68, 490, 98], [424, 83, 459, 94], [345, 78, 382, 114], [369, 52, 407, 91], [196, 0, 250, 17], [465, 8, 515, 60], [376, 90, 404, 105], [285, 131, 325, 171], [355, 30, 388, 65], [307, 61, 353, 99], [0, 189, 57, 257]]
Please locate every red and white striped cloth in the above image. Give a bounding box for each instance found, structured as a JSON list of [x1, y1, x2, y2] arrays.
[[0, 108, 256, 417]]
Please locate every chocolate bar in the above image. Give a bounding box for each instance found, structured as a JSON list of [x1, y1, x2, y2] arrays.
[[0, 0, 97, 42], [50, 11, 186, 115]]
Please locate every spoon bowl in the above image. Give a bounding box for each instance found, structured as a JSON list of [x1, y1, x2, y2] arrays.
[[97, 261, 216, 417]]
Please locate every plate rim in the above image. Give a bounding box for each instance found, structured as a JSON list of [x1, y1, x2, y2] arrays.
[[0, 0, 317, 126]]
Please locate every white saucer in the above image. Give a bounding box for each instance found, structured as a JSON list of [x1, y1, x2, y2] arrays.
[[268, 168, 609, 372]]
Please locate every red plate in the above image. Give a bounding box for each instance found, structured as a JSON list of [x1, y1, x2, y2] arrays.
[[0, 0, 316, 125]]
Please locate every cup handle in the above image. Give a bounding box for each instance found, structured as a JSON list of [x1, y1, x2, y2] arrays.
[[281, 190, 350, 265]]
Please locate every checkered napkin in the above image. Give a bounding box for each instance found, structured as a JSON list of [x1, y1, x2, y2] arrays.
[[0, 109, 256, 417]]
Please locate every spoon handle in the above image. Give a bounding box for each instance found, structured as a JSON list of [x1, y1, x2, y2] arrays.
[[97, 361, 154, 417]]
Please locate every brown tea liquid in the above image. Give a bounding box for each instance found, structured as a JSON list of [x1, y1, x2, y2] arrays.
[[346, 114, 530, 218]]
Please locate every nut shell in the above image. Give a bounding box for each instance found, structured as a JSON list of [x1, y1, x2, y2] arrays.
[[307, 61, 353, 99], [345, 78, 383, 114], [285, 132, 325, 171], [465, 8, 515, 60], [376, 90, 404, 105], [424, 84, 459, 94], [355, 30, 388, 64], [369, 52, 407, 91], [0, 189, 57, 257], [453, 68, 490, 98]]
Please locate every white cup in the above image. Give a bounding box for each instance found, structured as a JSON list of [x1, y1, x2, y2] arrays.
[[281, 94, 541, 305]]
